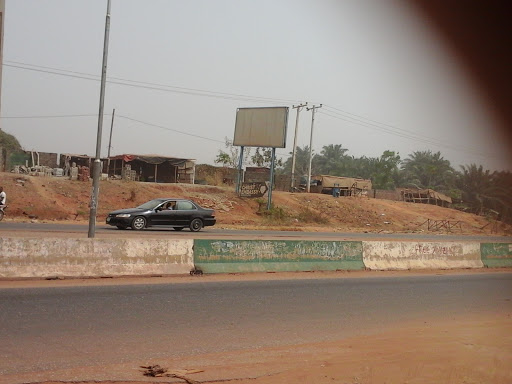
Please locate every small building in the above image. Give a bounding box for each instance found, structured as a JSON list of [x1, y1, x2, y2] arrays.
[[106, 154, 195, 184], [305, 175, 373, 196], [401, 188, 452, 207], [59, 153, 97, 169]]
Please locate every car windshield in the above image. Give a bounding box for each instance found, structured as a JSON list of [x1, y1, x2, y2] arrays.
[[136, 199, 164, 210]]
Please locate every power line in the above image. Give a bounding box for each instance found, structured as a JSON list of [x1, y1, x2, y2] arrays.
[[3, 61, 475, 147], [321, 105, 506, 161], [116, 114, 225, 144], [318, 110, 499, 160], [1, 114, 99, 119], [323, 104, 458, 145], [4, 60, 503, 162], [4, 61, 300, 105]]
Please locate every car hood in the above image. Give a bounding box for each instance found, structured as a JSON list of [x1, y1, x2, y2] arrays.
[[108, 208, 147, 215]]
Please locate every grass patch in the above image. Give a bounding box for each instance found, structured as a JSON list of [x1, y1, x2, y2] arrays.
[[296, 207, 329, 224], [255, 198, 289, 223]]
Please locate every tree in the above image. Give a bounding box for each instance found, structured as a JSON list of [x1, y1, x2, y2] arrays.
[[0, 129, 23, 152], [368, 150, 401, 189], [457, 164, 492, 214], [214, 138, 251, 168], [316, 144, 349, 175], [457, 165, 512, 222], [250, 147, 283, 168], [401, 150, 455, 190], [281, 145, 313, 174]]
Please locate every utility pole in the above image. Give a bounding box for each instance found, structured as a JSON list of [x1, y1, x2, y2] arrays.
[[306, 104, 322, 193], [290, 102, 307, 191], [107, 108, 115, 158], [106, 108, 115, 177], [88, 0, 111, 238]]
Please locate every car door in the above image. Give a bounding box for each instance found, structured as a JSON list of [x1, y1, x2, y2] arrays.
[[150, 201, 177, 225], [174, 200, 197, 226]]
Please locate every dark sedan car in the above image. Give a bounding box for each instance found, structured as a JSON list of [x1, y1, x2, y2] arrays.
[[106, 198, 216, 231]]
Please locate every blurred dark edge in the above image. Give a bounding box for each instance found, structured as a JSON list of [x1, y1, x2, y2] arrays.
[[412, 1, 512, 166]]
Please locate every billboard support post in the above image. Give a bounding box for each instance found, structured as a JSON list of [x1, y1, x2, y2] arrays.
[[267, 147, 276, 210], [236, 146, 244, 194]]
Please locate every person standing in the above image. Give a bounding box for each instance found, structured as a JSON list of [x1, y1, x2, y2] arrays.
[[0, 186, 6, 206]]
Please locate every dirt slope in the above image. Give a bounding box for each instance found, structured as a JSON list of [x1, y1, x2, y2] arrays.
[[1, 172, 510, 235]]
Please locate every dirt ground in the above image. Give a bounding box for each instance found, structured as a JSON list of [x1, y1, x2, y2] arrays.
[[1, 172, 510, 236], [7, 315, 510, 384], [2, 271, 512, 384]]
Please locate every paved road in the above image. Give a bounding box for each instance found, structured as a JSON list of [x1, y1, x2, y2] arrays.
[[1, 221, 511, 241], [1, 273, 511, 376]]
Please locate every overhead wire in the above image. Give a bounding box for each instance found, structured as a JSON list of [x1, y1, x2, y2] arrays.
[[4, 61, 299, 105], [318, 110, 499, 161], [323, 104, 468, 146], [116, 115, 290, 158], [1, 113, 98, 119], [116, 115, 225, 144], [3, 60, 501, 162]]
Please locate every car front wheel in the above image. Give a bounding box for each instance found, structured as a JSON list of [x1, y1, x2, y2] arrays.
[[131, 216, 147, 230], [189, 218, 203, 232]]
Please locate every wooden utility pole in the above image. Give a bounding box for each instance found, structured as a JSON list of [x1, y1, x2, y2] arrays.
[[306, 104, 322, 193], [290, 102, 307, 191]]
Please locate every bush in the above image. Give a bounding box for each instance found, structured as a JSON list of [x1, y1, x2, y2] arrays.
[[296, 207, 329, 224], [255, 199, 288, 222]]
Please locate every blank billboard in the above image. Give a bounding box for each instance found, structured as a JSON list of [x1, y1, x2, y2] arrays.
[[233, 107, 289, 148]]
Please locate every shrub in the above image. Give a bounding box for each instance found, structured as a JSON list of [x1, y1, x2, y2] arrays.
[[296, 207, 329, 224]]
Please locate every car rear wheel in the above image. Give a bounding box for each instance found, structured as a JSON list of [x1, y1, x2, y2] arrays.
[[189, 218, 203, 232], [174, 227, 184, 231], [131, 216, 146, 230]]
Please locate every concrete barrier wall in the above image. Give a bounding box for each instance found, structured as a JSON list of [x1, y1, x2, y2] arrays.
[[194, 239, 364, 273], [2, 237, 509, 279], [362, 241, 483, 270], [481, 243, 512, 268], [0, 237, 194, 278]]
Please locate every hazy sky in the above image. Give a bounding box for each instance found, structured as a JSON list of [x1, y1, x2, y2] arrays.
[[1, 0, 510, 171]]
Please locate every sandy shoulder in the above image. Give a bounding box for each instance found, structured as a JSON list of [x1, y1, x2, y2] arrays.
[[5, 314, 511, 384]]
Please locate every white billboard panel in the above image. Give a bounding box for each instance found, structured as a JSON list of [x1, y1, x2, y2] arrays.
[[233, 107, 289, 148]]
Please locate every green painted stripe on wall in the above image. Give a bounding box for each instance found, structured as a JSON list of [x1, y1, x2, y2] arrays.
[[194, 239, 364, 273], [480, 243, 512, 268]]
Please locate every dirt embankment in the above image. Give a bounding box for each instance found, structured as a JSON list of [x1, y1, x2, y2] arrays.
[[1, 172, 510, 235]]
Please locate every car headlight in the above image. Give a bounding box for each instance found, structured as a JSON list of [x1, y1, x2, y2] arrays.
[[116, 213, 131, 218]]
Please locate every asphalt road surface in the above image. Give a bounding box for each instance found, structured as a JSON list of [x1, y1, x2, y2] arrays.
[[1, 273, 511, 377], [1, 221, 511, 241]]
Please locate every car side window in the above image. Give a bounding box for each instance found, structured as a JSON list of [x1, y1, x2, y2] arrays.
[[176, 201, 195, 210]]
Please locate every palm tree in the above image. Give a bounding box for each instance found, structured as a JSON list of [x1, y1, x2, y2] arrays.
[[280, 145, 318, 180], [457, 165, 512, 221], [371, 150, 401, 189], [457, 164, 492, 214], [401, 150, 455, 190], [316, 144, 349, 175]]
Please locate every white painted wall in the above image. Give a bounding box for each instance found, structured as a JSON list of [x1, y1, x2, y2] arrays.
[[0, 237, 194, 278], [363, 241, 483, 270]]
